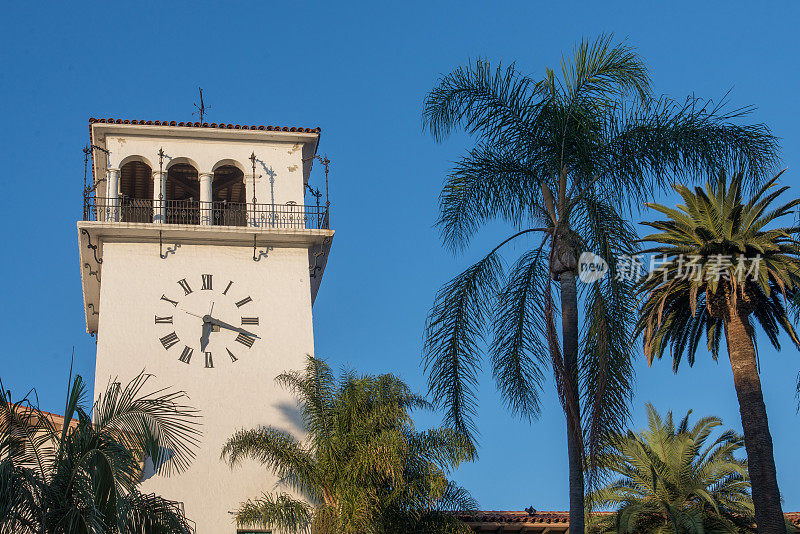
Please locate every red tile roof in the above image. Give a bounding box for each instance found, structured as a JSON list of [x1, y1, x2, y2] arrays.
[[89, 117, 321, 134], [459, 511, 800, 530], [459, 510, 570, 525]]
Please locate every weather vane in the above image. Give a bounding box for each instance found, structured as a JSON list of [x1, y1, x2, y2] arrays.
[[193, 87, 211, 123]]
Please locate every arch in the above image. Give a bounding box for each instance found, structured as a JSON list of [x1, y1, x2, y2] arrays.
[[211, 158, 246, 173], [118, 154, 154, 169], [119, 160, 153, 223], [212, 164, 246, 226], [165, 156, 200, 171]]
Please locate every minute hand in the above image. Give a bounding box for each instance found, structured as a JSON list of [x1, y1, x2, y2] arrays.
[[206, 316, 261, 338]]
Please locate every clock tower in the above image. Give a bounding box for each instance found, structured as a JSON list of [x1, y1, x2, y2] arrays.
[[77, 118, 333, 532]]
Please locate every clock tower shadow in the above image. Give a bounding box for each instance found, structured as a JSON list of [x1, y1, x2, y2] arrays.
[[275, 400, 305, 435]]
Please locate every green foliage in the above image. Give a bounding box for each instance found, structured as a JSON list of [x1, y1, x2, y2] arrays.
[[421, 34, 777, 488], [635, 170, 800, 368], [589, 404, 756, 534], [0, 369, 201, 533], [220, 356, 477, 534]]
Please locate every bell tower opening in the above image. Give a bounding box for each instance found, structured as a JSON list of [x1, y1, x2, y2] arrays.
[[166, 162, 200, 225], [212, 164, 246, 226], [119, 160, 153, 222]]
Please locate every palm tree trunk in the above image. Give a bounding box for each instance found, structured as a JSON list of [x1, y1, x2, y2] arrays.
[[560, 271, 584, 534], [723, 309, 786, 534]]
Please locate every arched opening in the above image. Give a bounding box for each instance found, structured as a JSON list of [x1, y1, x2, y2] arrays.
[[212, 165, 246, 226], [119, 160, 153, 222], [166, 163, 200, 225]]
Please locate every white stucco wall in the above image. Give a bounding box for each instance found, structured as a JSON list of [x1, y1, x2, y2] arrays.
[[94, 240, 315, 533]]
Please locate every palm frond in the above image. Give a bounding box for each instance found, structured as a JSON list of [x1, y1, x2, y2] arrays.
[[234, 492, 313, 534], [117, 491, 196, 534], [93, 372, 202, 477], [423, 251, 503, 442], [490, 246, 550, 422]]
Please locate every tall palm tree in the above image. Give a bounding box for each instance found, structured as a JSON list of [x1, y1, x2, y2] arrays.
[[221, 356, 477, 534], [636, 171, 800, 534], [590, 404, 756, 534], [0, 369, 201, 533], [421, 35, 778, 534]]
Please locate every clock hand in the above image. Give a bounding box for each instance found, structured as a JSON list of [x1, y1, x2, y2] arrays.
[[205, 316, 261, 338], [200, 320, 212, 352], [181, 308, 205, 320]]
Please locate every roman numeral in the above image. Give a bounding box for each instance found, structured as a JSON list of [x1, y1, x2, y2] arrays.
[[160, 294, 178, 307], [159, 332, 179, 350], [223, 281, 233, 295], [235, 296, 253, 308], [204, 352, 214, 368], [227, 348, 238, 362], [202, 274, 212, 291], [177, 278, 192, 296], [241, 317, 259, 325], [179, 346, 193, 364], [235, 332, 255, 348], [154, 315, 173, 324]]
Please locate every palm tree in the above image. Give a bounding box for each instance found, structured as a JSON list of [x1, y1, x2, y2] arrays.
[[0, 369, 201, 533], [589, 403, 756, 534], [220, 356, 477, 534], [636, 171, 800, 534], [421, 35, 778, 534]]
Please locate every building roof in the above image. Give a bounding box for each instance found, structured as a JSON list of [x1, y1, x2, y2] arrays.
[[461, 510, 570, 524], [39, 409, 79, 430], [460, 510, 800, 533], [88, 117, 321, 134], [460, 511, 571, 533]]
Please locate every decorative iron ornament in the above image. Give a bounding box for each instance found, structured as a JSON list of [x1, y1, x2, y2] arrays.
[[160, 230, 167, 259], [83, 262, 100, 282], [82, 144, 109, 196], [303, 154, 330, 213], [81, 229, 102, 264], [158, 147, 165, 201], [309, 235, 333, 278], [250, 152, 258, 204]]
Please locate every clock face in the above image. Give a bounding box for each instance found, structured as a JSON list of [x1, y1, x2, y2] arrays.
[[154, 274, 260, 368]]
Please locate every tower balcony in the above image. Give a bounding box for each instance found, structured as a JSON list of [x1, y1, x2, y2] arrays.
[[83, 195, 329, 230]]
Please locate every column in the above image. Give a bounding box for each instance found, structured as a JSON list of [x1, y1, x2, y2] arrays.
[[199, 172, 213, 226], [106, 168, 120, 222], [153, 170, 166, 223]]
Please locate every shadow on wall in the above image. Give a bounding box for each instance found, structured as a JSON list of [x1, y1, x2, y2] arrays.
[[275, 401, 305, 436], [140, 447, 176, 482]]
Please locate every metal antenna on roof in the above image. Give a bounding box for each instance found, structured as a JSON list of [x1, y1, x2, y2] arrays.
[[193, 87, 211, 123]]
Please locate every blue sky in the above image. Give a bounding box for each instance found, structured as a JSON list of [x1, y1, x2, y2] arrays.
[[1, 1, 799, 512]]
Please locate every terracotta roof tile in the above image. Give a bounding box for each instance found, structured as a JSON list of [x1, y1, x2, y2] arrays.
[[458, 510, 571, 524], [459, 510, 800, 528], [89, 117, 321, 134]]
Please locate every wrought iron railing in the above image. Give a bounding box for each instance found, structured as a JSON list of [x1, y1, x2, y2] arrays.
[[84, 196, 330, 230]]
